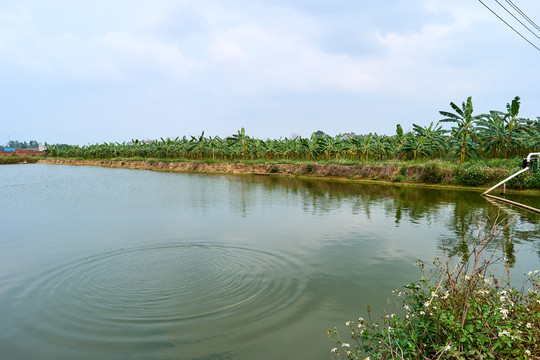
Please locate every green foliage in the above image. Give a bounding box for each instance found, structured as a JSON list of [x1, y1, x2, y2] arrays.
[[454, 165, 492, 186], [399, 165, 407, 176], [526, 173, 540, 189], [269, 166, 279, 173], [393, 174, 406, 182], [329, 218, 540, 359], [42, 96, 540, 175], [512, 172, 540, 190], [440, 96, 484, 164], [421, 161, 444, 184]]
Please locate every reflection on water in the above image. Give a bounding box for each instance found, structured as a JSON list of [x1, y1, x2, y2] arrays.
[[0, 165, 539, 360]]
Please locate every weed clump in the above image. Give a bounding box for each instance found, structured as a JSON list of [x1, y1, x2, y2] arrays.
[[329, 217, 540, 360], [421, 161, 444, 184], [454, 165, 492, 186]]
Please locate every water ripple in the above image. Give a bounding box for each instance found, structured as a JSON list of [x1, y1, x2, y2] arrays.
[[7, 241, 305, 358]]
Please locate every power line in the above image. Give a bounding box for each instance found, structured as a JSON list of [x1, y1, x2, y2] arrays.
[[477, 0, 540, 53], [495, 0, 540, 40], [505, 0, 540, 32]]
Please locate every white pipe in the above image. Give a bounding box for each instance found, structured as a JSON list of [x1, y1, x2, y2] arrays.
[[526, 152, 540, 161], [482, 167, 530, 195]]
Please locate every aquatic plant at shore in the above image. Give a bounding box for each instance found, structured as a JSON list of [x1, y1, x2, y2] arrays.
[[329, 217, 540, 359]]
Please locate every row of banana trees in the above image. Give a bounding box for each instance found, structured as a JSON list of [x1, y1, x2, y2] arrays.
[[46, 97, 540, 163]]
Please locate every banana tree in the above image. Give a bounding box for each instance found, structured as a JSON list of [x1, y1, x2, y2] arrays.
[[503, 96, 523, 159], [440, 96, 482, 163]]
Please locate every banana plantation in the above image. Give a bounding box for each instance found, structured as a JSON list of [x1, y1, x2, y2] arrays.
[[46, 97, 540, 163]]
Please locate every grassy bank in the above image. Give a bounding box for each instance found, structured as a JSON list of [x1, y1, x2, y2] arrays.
[[0, 156, 41, 165]]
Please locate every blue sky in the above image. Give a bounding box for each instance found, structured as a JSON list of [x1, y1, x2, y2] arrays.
[[1, 0, 539, 145]]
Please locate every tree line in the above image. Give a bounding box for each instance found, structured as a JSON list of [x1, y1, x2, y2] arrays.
[[0, 140, 40, 151], [45, 97, 540, 163]]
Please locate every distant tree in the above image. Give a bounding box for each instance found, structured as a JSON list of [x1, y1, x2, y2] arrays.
[[3, 140, 40, 149], [313, 130, 327, 139]]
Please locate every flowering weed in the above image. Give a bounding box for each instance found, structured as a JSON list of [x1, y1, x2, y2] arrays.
[[329, 217, 540, 359]]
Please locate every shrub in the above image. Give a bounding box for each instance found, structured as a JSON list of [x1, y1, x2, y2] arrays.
[[526, 172, 540, 190], [454, 165, 491, 186], [393, 174, 406, 183], [505, 169, 531, 190], [306, 164, 313, 173], [421, 161, 444, 184], [329, 217, 540, 360], [269, 166, 279, 173], [399, 165, 408, 176]]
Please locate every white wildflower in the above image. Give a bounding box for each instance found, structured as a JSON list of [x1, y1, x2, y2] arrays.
[[331, 348, 337, 353]]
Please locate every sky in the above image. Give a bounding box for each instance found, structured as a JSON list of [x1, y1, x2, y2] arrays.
[[1, 0, 539, 145]]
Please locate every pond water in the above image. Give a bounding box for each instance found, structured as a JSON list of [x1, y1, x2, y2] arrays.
[[1, 164, 539, 360]]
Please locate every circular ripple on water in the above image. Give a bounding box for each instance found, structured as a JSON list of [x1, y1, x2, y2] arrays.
[[16, 242, 305, 354]]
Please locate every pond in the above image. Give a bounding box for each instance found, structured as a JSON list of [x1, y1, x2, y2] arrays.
[[1, 164, 539, 360]]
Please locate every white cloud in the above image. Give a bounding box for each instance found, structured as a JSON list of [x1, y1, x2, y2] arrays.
[[95, 32, 201, 79], [207, 23, 378, 91], [1, 0, 539, 143]]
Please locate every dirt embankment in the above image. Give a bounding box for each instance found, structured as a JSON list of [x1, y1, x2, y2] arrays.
[[37, 158, 516, 191], [38, 158, 412, 179], [0, 150, 46, 157]]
